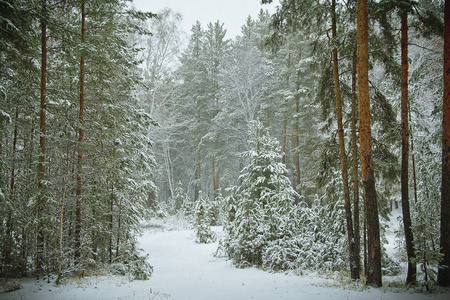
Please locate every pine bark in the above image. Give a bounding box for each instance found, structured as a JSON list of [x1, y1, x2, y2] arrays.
[[37, 0, 47, 274], [357, 0, 382, 287], [351, 51, 361, 278], [400, 12, 416, 285], [438, 0, 450, 287], [293, 48, 302, 203], [331, 0, 358, 280], [212, 157, 217, 199], [75, 0, 86, 261], [293, 81, 301, 200], [282, 53, 290, 166], [5, 109, 19, 265], [194, 138, 201, 201]]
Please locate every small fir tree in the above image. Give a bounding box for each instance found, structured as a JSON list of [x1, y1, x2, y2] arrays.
[[194, 192, 216, 244], [224, 121, 298, 268]]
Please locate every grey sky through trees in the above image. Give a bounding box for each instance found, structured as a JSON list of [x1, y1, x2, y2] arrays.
[[132, 0, 278, 38]]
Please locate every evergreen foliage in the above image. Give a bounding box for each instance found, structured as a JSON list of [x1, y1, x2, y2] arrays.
[[194, 192, 216, 244], [223, 121, 299, 268], [0, 0, 155, 280]]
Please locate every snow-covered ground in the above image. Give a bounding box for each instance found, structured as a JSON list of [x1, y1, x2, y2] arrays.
[[2, 211, 450, 300]]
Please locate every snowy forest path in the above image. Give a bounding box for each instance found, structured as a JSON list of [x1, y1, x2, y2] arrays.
[[3, 221, 450, 299], [138, 226, 327, 300], [136, 224, 448, 300]]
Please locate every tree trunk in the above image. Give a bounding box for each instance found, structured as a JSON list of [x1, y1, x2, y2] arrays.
[[212, 157, 219, 200], [351, 50, 361, 278], [293, 48, 302, 204], [212, 157, 217, 200], [75, 0, 86, 262], [409, 107, 418, 204], [56, 147, 70, 285], [5, 109, 19, 266], [109, 190, 113, 264], [357, 0, 382, 287], [194, 138, 201, 201], [282, 52, 290, 166], [438, 0, 450, 287], [400, 11, 416, 285], [37, 0, 47, 275], [116, 207, 121, 258], [331, 0, 358, 280]]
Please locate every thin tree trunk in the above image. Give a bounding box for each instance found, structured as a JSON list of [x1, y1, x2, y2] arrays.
[[351, 51, 361, 278], [56, 146, 70, 285], [212, 157, 216, 200], [282, 52, 291, 166], [163, 143, 174, 198], [75, 0, 86, 262], [215, 161, 219, 195], [438, 0, 450, 287], [116, 208, 121, 258], [212, 157, 219, 200], [37, 0, 47, 276], [293, 83, 301, 202], [5, 109, 19, 265], [409, 108, 418, 204], [331, 0, 358, 280], [357, 0, 382, 287], [109, 189, 113, 264], [400, 11, 416, 285], [195, 138, 201, 201], [293, 48, 302, 204]]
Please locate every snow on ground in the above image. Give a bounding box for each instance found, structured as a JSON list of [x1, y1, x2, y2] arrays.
[[2, 212, 450, 300]]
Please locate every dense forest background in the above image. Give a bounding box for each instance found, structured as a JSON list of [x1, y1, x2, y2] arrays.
[[1, 0, 449, 290]]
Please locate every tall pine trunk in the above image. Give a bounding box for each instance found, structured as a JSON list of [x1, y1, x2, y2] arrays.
[[293, 48, 302, 203], [400, 11, 416, 285], [37, 0, 47, 275], [75, 0, 86, 262], [351, 51, 361, 278], [282, 52, 290, 166], [357, 0, 382, 287], [438, 0, 450, 287], [331, 0, 358, 280]]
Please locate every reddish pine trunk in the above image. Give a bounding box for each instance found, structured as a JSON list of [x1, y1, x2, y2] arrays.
[[351, 51, 361, 278], [357, 0, 382, 287], [438, 0, 450, 287], [75, 0, 86, 261], [37, 0, 47, 275], [293, 48, 302, 203]]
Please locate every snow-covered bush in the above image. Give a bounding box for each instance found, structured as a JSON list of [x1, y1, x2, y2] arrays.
[[112, 252, 153, 281], [194, 193, 216, 244], [262, 236, 301, 271]]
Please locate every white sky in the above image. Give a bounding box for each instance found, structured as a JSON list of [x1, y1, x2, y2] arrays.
[[131, 0, 279, 39]]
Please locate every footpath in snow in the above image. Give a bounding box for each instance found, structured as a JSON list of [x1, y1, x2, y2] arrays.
[[2, 219, 450, 300]]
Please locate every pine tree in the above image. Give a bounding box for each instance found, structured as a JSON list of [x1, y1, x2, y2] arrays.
[[36, 0, 48, 276], [331, 0, 359, 280], [357, 0, 382, 287], [399, 1, 417, 284]]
